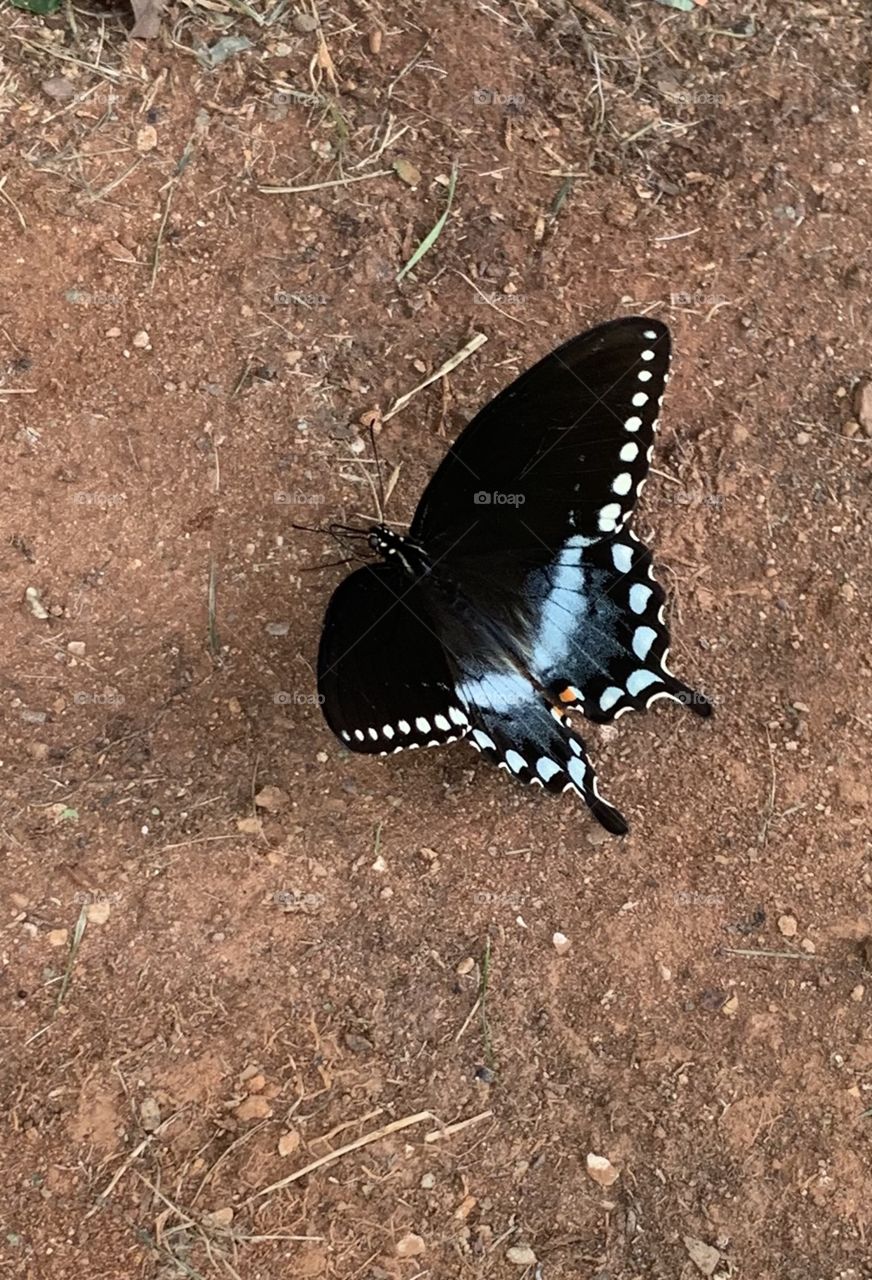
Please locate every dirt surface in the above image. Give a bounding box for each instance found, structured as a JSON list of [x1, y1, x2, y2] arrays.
[[2, 0, 871, 1277]]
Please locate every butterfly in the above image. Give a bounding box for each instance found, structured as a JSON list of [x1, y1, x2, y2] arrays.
[[316, 317, 711, 835]]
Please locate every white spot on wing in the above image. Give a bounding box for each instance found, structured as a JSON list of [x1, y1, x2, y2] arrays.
[[632, 392, 648, 407], [626, 668, 659, 696], [632, 625, 658, 661], [612, 472, 633, 497], [505, 749, 527, 774], [537, 757, 561, 781], [620, 441, 639, 462], [612, 543, 633, 573], [600, 686, 622, 713], [629, 583, 652, 615]]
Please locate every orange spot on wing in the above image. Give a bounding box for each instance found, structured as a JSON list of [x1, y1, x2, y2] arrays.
[[558, 686, 578, 703]]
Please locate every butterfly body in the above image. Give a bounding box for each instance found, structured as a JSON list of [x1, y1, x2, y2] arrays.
[[317, 318, 711, 834]]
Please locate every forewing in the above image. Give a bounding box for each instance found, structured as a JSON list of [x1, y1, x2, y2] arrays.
[[410, 317, 670, 560]]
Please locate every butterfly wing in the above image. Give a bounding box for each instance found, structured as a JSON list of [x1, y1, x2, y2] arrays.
[[317, 563, 470, 753], [410, 316, 670, 558], [457, 663, 629, 835]]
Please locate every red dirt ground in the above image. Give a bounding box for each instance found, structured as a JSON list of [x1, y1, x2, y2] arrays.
[[1, 1, 871, 1277]]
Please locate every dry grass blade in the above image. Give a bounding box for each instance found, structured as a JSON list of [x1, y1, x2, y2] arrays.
[[396, 164, 458, 283], [242, 1110, 437, 1206], [259, 170, 392, 195], [383, 332, 487, 422], [56, 904, 88, 1010]]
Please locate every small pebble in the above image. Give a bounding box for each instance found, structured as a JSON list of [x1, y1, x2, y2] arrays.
[[420, 1172, 436, 1189], [278, 1129, 301, 1157], [506, 1245, 537, 1266], [456, 956, 475, 976], [850, 983, 864, 1003], [25, 587, 49, 620], [235, 1096, 272, 1121], [254, 784, 288, 812], [140, 1097, 161, 1132], [778, 914, 798, 938], [852, 377, 872, 434], [132, 330, 151, 349], [552, 931, 571, 955], [586, 1153, 620, 1186], [265, 621, 289, 636], [67, 641, 86, 656], [202, 1207, 233, 1228], [47, 928, 69, 947], [86, 900, 111, 925], [395, 1233, 425, 1259]]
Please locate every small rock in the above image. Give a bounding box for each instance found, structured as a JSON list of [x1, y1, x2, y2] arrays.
[[344, 1032, 374, 1055], [394, 157, 422, 187], [850, 983, 865, 1003], [586, 1153, 620, 1186], [25, 587, 49, 620], [292, 11, 320, 31], [777, 914, 798, 938], [136, 124, 158, 153], [86, 900, 111, 925], [800, 938, 816, 954], [67, 641, 86, 656], [236, 816, 263, 835], [278, 1129, 301, 1157], [841, 419, 861, 438], [852, 377, 872, 435], [42, 76, 76, 101], [47, 928, 69, 948], [420, 1172, 436, 1189], [721, 992, 739, 1017], [456, 956, 475, 976], [506, 1245, 537, 1266], [254, 784, 289, 812], [235, 1095, 272, 1122], [552, 931, 571, 955], [395, 1232, 425, 1259], [132, 330, 151, 349], [794, 430, 811, 445], [604, 197, 637, 229], [371, 854, 387, 873], [683, 1235, 721, 1276], [246, 1073, 266, 1093], [265, 621, 290, 636], [202, 1207, 233, 1228], [140, 1097, 161, 1131]]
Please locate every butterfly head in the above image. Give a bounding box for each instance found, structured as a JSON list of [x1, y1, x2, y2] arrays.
[[368, 524, 430, 577]]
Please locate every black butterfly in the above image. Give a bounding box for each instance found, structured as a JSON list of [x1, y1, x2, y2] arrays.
[[317, 317, 711, 835]]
